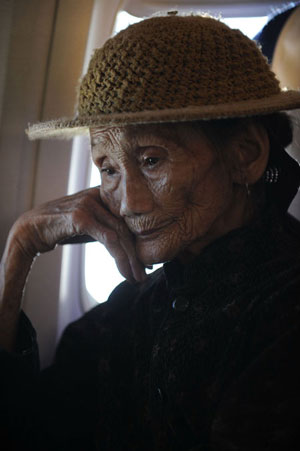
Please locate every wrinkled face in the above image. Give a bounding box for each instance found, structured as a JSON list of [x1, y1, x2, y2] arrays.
[[91, 123, 234, 265]]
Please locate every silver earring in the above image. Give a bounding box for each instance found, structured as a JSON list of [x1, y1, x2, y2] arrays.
[[264, 167, 280, 184]]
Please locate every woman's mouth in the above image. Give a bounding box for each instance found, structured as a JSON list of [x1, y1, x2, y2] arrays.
[[134, 221, 173, 239]]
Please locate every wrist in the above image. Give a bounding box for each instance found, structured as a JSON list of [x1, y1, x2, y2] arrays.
[[8, 216, 39, 260], [0, 225, 37, 352], [0, 233, 35, 314]]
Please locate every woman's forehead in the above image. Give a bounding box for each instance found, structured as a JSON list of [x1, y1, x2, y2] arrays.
[[90, 122, 198, 148]]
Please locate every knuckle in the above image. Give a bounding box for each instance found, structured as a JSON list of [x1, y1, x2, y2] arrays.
[[115, 221, 130, 237], [71, 209, 81, 224], [75, 196, 91, 210], [71, 209, 88, 231], [115, 222, 125, 235], [102, 230, 117, 246]]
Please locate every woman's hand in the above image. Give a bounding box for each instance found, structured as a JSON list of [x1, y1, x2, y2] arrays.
[[10, 187, 146, 284], [0, 187, 146, 351]]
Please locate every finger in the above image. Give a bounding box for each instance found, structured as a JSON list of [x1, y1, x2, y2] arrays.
[[71, 190, 147, 283], [84, 223, 136, 284], [90, 198, 147, 282], [64, 207, 135, 282], [104, 226, 146, 283], [92, 215, 146, 283], [119, 236, 147, 283]]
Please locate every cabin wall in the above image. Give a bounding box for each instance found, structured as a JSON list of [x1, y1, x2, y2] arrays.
[[0, 0, 94, 366]]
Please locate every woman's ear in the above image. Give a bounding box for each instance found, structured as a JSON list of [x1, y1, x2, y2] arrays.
[[230, 121, 270, 186]]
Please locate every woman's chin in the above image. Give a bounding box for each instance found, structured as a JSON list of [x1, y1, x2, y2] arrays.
[[136, 239, 179, 266]]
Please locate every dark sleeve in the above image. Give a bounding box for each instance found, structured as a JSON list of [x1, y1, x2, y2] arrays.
[[0, 280, 138, 451], [0, 311, 40, 450]]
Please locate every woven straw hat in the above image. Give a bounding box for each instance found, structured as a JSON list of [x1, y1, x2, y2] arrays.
[[27, 13, 300, 140]]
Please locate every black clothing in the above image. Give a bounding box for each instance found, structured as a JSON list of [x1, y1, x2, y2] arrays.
[[1, 206, 300, 450]]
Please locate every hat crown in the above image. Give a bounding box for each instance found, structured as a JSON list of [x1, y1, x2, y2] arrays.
[[78, 14, 280, 116]]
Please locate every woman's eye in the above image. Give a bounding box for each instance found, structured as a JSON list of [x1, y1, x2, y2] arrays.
[[101, 167, 115, 175], [144, 157, 160, 167]]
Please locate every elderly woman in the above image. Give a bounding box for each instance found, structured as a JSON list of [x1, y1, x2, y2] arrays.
[[1, 13, 300, 451]]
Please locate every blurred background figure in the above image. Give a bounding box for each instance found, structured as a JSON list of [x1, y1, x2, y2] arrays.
[[272, 5, 300, 90], [256, 2, 300, 217]]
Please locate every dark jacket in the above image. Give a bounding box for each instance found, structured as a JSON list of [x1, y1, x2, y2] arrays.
[[1, 206, 300, 451]]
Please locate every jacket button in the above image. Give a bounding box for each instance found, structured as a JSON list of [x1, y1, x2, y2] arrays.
[[172, 297, 189, 311]]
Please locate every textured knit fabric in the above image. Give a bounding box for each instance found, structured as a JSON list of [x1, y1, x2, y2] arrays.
[[1, 206, 300, 451], [26, 14, 300, 140], [79, 15, 279, 115]]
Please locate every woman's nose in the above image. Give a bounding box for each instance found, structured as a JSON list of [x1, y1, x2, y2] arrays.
[[120, 173, 154, 216]]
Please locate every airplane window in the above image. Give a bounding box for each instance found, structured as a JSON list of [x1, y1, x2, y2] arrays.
[[222, 16, 268, 37], [112, 10, 142, 34], [84, 164, 124, 304], [84, 11, 269, 306]]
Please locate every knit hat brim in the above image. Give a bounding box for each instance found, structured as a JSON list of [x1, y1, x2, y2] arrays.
[[27, 90, 300, 140]]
